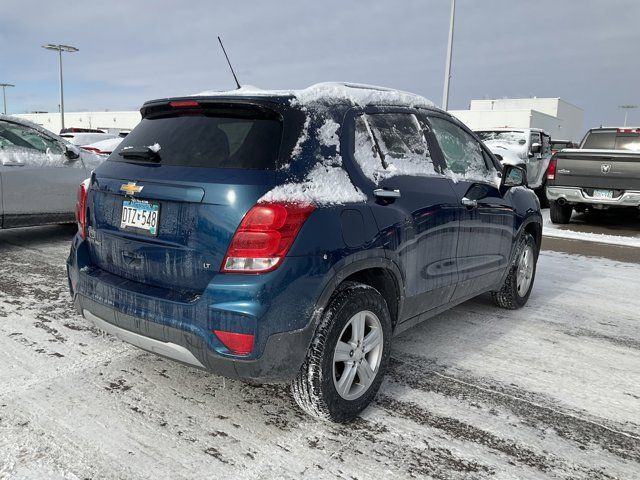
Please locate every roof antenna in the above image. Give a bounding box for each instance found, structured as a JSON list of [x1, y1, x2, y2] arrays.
[[218, 36, 241, 90]]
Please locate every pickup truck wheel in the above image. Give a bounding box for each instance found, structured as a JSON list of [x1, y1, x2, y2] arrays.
[[550, 200, 572, 224], [291, 281, 391, 423], [491, 232, 537, 310]]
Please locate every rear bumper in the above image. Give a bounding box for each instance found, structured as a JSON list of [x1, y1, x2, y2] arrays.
[[66, 235, 327, 383], [546, 186, 640, 207], [75, 294, 314, 382]]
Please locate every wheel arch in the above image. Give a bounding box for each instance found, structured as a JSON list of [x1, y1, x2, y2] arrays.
[[312, 256, 405, 333]]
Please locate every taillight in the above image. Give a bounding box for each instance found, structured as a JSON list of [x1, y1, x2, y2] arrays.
[[222, 202, 316, 273], [213, 330, 254, 356], [547, 158, 557, 180], [75, 178, 90, 239]]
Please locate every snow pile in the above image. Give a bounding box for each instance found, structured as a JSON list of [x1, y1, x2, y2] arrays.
[[195, 82, 434, 109], [148, 143, 161, 153], [261, 162, 367, 205], [291, 82, 434, 109], [0, 146, 65, 167], [261, 118, 366, 205]]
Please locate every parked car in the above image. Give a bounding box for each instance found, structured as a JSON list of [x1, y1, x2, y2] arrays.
[[81, 136, 124, 156], [475, 128, 552, 206], [546, 127, 640, 223], [0, 115, 103, 229], [67, 83, 542, 422], [550, 139, 577, 155], [60, 129, 118, 147]]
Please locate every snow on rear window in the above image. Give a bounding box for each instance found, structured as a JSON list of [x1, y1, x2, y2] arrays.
[[260, 118, 366, 205], [354, 113, 437, 183]]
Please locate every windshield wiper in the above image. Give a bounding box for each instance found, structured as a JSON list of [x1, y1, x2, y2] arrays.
[[118, 146, 161, 161]]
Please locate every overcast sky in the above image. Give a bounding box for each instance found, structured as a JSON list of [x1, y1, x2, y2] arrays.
[[1, 0, 639, 131]]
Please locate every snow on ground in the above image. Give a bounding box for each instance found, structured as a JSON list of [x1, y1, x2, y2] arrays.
[[542, 209, 640, 247], [0, 226, 639, 479]]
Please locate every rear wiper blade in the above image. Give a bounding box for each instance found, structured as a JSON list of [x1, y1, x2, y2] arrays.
[[119, 146, 161, 161]]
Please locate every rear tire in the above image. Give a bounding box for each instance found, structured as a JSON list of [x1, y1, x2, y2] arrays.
[[492, 232, 537, 310], [291, 282, 392, 422], [550, 200, 572, 224]]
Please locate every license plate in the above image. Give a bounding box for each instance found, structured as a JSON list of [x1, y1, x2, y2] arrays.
[[120, 200, 160, 235], [593, 189, 613, 199]]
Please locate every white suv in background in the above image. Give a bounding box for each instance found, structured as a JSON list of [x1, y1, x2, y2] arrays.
[[475, 128, 552, 205]]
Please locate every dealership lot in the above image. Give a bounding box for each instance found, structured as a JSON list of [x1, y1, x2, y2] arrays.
[[0, 223, 638, 480]]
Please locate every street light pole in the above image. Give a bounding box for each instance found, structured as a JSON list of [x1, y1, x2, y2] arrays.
[[42, 44, 78, 130], [0, 83, 15, 115], [442, 0, 456, 111], [618, 105, 638, 127]]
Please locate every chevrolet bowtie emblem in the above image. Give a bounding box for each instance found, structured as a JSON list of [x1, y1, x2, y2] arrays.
[[120, 182, 143, 195]]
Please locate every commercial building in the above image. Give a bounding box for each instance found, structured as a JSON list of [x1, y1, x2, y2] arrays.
[[449, 97, 584, 142], [14, 110, 141, 135]]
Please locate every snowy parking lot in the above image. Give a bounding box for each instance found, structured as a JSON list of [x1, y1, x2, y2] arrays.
[[1, 224, 639, 479]]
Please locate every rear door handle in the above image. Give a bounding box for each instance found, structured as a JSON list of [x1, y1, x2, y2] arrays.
[[374, 188, 401, 199], [461, 197, 477, 208]]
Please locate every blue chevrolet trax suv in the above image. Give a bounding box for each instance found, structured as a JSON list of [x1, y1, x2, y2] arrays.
[[67, 83, 542, 422]]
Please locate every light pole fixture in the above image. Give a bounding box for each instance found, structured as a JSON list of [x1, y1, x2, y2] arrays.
[[0, 83, 14, 115], [618, 105, 638, 127], [441, 0, 456, 111], [42, 43, 79, 130]]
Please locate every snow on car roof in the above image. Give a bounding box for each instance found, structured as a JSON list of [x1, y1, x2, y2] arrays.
[[193, 82, 435, 109], [475, 127, 549, 134]]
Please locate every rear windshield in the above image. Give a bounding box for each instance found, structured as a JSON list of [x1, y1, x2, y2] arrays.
[[110, 111, 282, 169], [582, 130, 640, 151]]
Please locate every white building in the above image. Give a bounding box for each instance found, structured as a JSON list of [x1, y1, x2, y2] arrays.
[[14, 111, 142, 135], [449, 97, 584, 142]]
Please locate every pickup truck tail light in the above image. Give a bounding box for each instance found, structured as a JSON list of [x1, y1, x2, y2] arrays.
[[221, 202, 316, 274], [75, 178, 90, 240], [547, 158, 557, 181]]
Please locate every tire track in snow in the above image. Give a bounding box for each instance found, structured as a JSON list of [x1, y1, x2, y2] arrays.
[[387, 354, 640, 464]]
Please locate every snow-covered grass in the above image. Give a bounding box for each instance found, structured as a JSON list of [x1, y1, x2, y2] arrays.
[[542, 209, 640, 247], [1, 225, 638, 479]]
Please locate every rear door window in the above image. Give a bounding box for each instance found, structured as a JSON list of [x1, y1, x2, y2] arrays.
[[111, 111, 282, 169], [353, 112, 438, 182]]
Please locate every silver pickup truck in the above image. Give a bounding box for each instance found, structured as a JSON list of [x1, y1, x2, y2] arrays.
[[546, 127, 640, 223]]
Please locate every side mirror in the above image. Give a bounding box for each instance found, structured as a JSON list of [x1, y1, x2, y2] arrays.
[[530, 142, 541, 154], [64, 144, 80, 160], [500, 164, 527, 191]]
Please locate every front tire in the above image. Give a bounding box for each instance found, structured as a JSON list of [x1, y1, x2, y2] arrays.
[[291, 282, 392, 422], [550, 200, 572, 224], [492, 232, 537, 310]]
